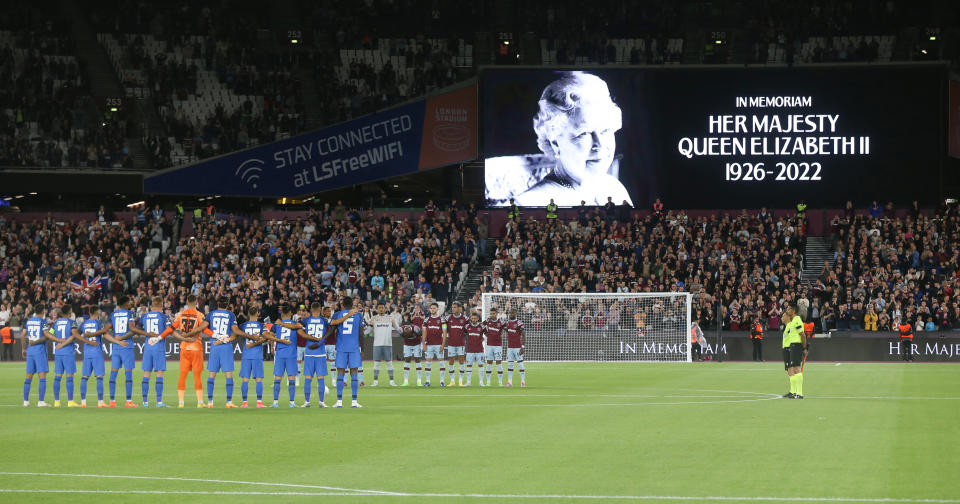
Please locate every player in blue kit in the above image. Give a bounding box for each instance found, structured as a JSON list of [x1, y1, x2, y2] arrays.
[[298, 302, 332, 408], [107, 297, 138, 407], [205, 299, 241, 408], [77, 305, 122, 408], [271, 304, 303, 408], [22, 305, 59, 407], [138, 297, 171, 407], [235, 305, 275, 408], [330, 297, 363, 408], [50, 305, 80, 407]]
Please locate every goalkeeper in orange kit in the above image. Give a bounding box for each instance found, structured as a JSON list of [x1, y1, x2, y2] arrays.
[[161, 294, 212, 408]]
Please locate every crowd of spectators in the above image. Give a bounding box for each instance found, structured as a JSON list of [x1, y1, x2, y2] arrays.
[[0, 204, 476, 333], [0, 7, 133, 169], [470, 204, 806, 333], [0, 208, 171, 330], [809, 202, 960, 333], [3, 198, 960, 358], [129, 205, 475, 321]]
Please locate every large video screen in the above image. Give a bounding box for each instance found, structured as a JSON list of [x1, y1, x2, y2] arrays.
[[482, 65, 945, 208]]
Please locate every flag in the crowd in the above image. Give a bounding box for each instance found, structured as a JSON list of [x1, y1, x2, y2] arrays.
[[70, 275, 102, 293]]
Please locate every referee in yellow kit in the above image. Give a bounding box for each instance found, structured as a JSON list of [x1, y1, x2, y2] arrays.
[[781, 305, 808, 399]]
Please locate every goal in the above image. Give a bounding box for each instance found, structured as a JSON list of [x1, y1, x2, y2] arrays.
[[480, 292, 692, 362]]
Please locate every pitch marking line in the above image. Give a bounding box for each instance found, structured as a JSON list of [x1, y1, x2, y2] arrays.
[[0, 487, 958, 503], [0, 472, 396, 495]]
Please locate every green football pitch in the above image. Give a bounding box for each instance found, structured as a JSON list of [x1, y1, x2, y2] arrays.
[[0, 361, 957, 503]]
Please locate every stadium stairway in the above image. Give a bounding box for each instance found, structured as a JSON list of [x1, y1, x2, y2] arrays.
[[800, 236, 834, 285], [63, 0, 124, 98], [453, 240, 495, 306]]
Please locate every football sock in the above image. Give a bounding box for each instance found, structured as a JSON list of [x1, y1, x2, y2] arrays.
[[207, 377, 215, 402], [225, 378, 233, 402], [109, 370, 118, 400], [141, 377, 149, 401], [256, 381, 263, 400], [155, 377, 163, 401], [38, 378, 46, 401], [797, 373, 804, 396], [351, 374, 359, 400], [23, 378, 31, 401], [336, 374, 345, 400], [273, 378, 281, 401], [287, 379, 296, 402], [241, 381, 249, 401], [96, 377, 104, 401], [304, 377, 312, 403], [124, 371, 133, 400], [66, 376, 74, 400], [54, 375, 61, 401], [80, 376, 88, 400]]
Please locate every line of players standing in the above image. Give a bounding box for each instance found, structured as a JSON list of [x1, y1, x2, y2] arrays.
[[19, 295, 528, 409], [397, 301, 527, 388], [20, 294, 366, 408]]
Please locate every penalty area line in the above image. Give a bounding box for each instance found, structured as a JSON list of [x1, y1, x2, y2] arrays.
[[0, 488, 957, 503]]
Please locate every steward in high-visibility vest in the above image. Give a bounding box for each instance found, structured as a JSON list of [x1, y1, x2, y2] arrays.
[[796, 200, 807, 220], [507, 198, 520, 220], [0, 326, 14, 362], [690, 321, 703, 361], [750, 321, 763, 361], [546, 200, 558, 221], [897, 322, 914, 362], [803, 321, 815, 339]]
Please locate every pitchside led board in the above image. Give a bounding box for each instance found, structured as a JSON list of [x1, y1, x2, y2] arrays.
[[482, 65, 946, 208], [144, 84, 477, 197]]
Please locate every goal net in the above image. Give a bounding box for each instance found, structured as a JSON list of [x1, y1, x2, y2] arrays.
[[480, 292, 692, 362]]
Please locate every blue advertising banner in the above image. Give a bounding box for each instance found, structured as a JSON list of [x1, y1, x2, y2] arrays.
[[143, 84, 477, 197]]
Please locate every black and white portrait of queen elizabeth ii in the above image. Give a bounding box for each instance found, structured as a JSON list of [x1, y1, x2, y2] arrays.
[[485, 71, 633, 207]]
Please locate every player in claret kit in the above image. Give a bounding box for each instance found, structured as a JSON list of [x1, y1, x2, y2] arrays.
[[107, 297, 139, 407], [483, 308, 505, 386], [463, 312, 485, 387], [444, 302, 468, 386], [504, 309, 526, 387], [77, 305, 122, 407], [236, 305, 275, 408], [399, 312, 423, 386], [420, 302, 447, 387], [50, 305, 80, 407], [22, 305, 57, 407]]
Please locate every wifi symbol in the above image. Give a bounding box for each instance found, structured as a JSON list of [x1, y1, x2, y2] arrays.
[[235, 158, 265, 189]]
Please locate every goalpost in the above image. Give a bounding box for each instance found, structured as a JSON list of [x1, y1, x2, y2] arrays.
[[480, 292, 693, 363]]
